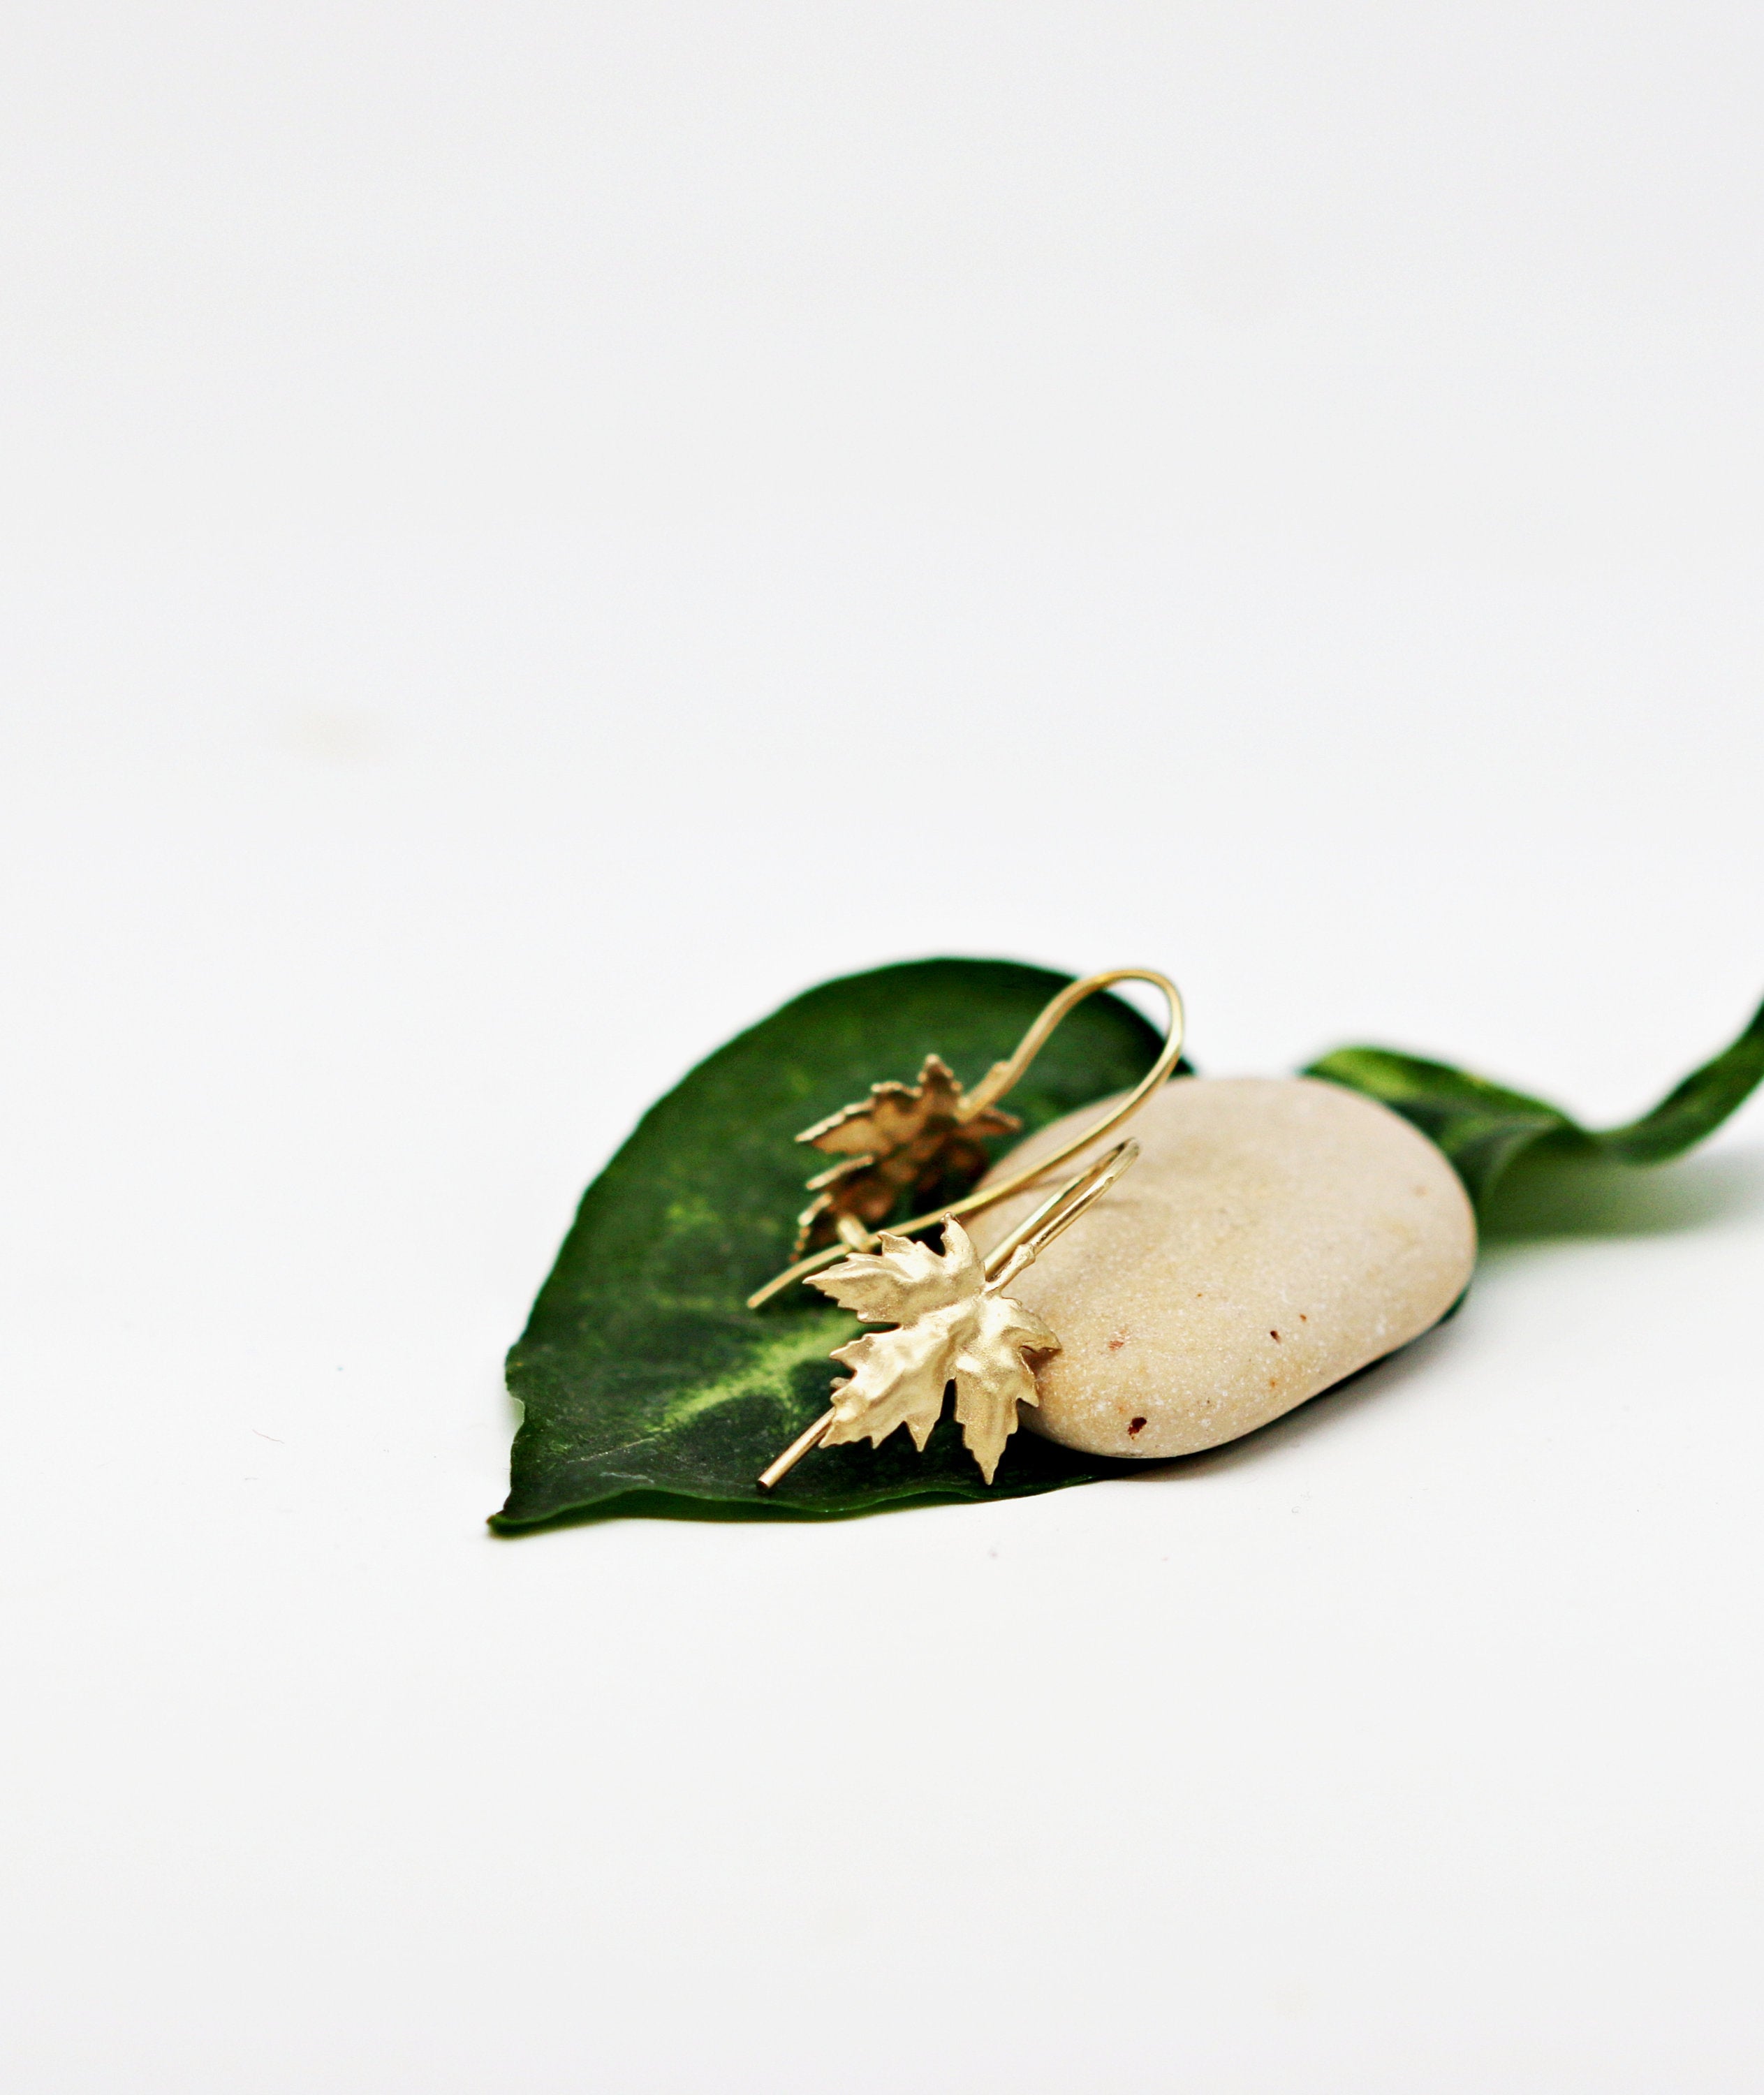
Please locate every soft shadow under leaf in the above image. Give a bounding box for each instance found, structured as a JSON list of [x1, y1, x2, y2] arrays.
[[1480, 1144, 1764, 1243]]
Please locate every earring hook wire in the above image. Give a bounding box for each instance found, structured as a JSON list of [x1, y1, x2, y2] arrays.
[[746, 966, 1184, 1309]]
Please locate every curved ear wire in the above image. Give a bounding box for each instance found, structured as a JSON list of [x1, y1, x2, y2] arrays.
[[746, 968, 1184, 1309]]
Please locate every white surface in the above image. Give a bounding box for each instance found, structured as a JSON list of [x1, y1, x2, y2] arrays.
[[3, 6, 1763, 2090]]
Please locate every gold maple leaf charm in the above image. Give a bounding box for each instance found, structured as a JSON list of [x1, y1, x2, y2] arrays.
[[805, 1219, 1058, 1483], [791, 1054, 1022, 1259]]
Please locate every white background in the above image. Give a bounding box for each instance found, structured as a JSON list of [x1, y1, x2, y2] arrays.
[[3, 6, 1763, 2089]]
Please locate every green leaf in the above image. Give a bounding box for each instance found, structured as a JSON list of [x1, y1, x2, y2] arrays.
[[494, 959, 1172, 1529], [1304, 994, 1764, 1208]]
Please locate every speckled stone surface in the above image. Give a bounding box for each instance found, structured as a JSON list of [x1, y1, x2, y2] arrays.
[[964, 1075, 1477, 1459]]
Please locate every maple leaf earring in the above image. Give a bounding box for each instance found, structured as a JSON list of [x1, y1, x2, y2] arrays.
[[747, 968, 1186, 1310], [791, 1053, 1023, 1261], [758, 1137, 1142, 1489]]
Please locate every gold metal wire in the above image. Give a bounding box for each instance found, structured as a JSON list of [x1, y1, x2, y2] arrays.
[[755, 1137, 1142, 1490], [976, 1134, 1142, 1293], [745, 967, 1184, 1309]]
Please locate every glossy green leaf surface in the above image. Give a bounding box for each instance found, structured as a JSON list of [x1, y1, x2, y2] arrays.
[[1307, 994, 1764, 1207], [494, 960, 1169, 1529]]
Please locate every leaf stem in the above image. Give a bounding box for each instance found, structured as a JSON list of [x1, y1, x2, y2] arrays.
[[756, 1409, 835, 1490]]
